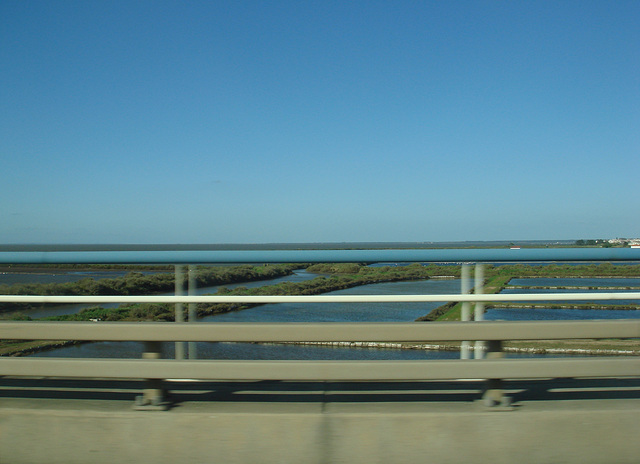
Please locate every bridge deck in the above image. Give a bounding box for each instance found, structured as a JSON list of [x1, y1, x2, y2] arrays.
[[2, 377, 639, 464]]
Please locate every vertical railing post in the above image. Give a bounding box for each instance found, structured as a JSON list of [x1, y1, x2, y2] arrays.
[[175, 265, 185, 360], [460, 264, 471, 359], [134, 341, 168, 410], [474, 263, 485, 359], [482, 340, 511, 408], [188, 265, 197, 359]]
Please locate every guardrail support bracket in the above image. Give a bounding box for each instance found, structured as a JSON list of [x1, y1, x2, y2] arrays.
[[133, 341, 170, 411], [482, 340, 513, 410]]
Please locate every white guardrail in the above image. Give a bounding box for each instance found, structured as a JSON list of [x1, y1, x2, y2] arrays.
[[2, 293, 640, 304]]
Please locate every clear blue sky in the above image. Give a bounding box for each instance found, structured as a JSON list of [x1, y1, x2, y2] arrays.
[[1, 1, 638, 244]]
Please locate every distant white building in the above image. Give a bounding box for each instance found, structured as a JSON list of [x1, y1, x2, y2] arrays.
[[608, 238, 640, 247]]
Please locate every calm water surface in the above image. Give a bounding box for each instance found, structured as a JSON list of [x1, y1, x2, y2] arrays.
[[485, 307, 640, 321], [488, 278, 640, 321], [33, 279, 462, 360], [202, 279, 461, 323]]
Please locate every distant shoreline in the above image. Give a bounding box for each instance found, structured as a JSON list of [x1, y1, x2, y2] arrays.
[[276, 341, 640, 356], [0, 240, 577, 252]]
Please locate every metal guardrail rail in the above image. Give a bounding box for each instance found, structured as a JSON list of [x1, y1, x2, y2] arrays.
[[1, 304, 639, 409], [3, 356, 638, 382], [2, 319, 639, 342], [2, 317, 639, 408], [3, 293, 640, 304], [2, 318, 638, 380]]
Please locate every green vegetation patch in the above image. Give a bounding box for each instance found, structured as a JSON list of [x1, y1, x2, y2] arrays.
[[0, 264, 303, 315]]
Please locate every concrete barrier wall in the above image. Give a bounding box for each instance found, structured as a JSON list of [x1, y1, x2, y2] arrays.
[[2, 398, 639, 464]]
